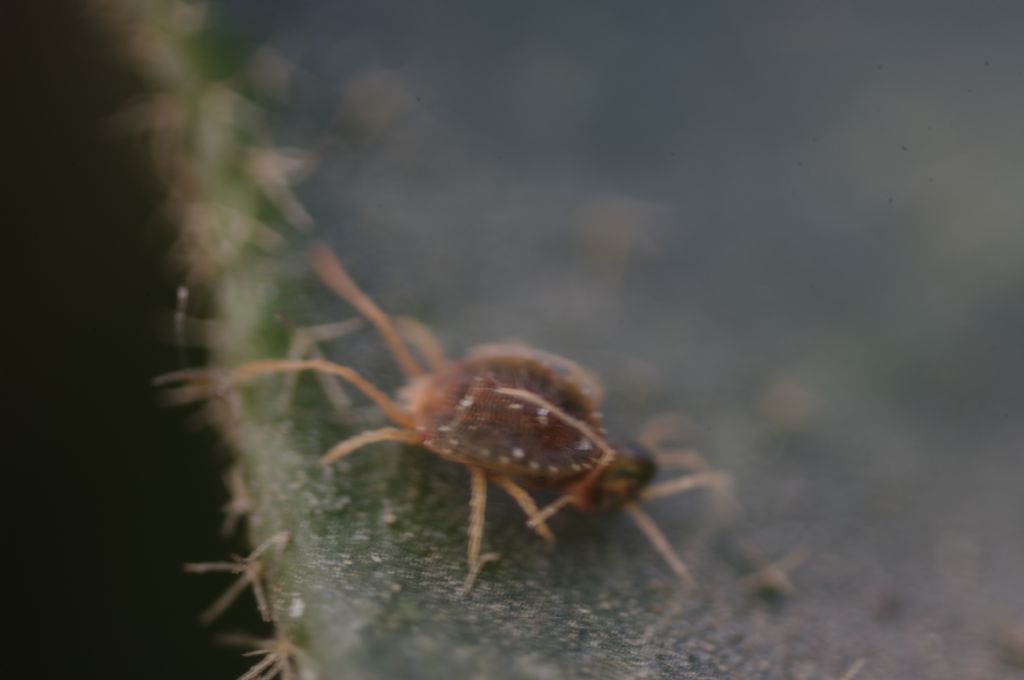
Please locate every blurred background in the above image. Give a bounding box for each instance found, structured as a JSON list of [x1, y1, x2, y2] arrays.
[[11, 0, 1023, 678]]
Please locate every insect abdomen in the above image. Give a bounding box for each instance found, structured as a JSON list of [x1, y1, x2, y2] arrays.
[[411, 354, 606, 482]]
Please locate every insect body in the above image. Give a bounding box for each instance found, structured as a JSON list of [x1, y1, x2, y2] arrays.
[[414, 350, 606, 479], [161, 245, 730, 591]]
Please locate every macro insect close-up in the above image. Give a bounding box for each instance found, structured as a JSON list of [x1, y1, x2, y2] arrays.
[[19, 1, 1024, 678], [160, 244, 732, 592]]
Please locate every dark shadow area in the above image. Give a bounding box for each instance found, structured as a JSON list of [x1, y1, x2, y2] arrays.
[[9, 2, 260, 677]]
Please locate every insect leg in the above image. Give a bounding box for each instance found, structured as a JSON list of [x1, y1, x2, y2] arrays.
[[636, 412, 693, 450], [525, 494, 575, 530], [156, 359, 415, 428], [395, 316, 447, 371], [639, 470, 732, 502], [624, 503, 697, 588], [277, 318, 362, 412], [462, 467, 500, 593], [640, 469, 739, 523], [310, 244, 425, 378], [489, 475, 555, 543], [321, 427, 422, 464], [651, 448, 712, 471]]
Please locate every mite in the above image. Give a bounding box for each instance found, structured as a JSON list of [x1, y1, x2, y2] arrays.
[[161, 245, 731, 590]]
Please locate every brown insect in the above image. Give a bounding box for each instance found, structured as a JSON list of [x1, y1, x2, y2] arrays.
[[162, 245, 732, 591]]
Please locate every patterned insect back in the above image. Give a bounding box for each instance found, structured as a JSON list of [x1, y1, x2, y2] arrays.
[[409, 348, 608, 482]]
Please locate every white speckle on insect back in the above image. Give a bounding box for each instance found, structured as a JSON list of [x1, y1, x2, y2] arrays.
[[576, 438, 593, 451], [512, 447, 525, 459]]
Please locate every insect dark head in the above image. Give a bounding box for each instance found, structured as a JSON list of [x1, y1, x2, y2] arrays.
[[589, 442, 657, 509]]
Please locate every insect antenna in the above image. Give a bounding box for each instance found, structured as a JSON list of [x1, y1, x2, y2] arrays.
[[309, 243, 425, 378]]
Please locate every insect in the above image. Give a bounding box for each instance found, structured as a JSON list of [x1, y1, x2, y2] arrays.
[[161, 245, 732, 591]]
